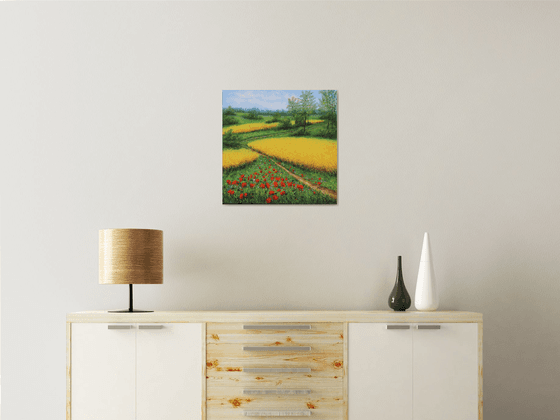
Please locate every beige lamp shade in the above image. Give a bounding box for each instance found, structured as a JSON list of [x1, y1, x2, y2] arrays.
[[99, 229, 163, 285]]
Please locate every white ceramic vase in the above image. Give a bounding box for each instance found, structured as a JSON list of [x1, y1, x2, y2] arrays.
[[414, 232, 439, 311]]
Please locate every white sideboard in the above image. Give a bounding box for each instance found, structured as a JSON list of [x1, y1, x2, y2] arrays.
[[67, 311, 482, 420]]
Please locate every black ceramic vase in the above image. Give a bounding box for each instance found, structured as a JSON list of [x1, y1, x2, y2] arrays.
[[388, 256, 411, 311]]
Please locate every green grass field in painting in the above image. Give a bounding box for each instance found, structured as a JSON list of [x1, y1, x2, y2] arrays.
[[223, 112, 337, 205]]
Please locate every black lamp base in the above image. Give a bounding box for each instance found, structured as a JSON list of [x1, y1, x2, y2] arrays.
[[108, 309, 153, 313], [108, 284, 153, 313]]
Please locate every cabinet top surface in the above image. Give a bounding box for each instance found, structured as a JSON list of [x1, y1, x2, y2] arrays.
[[67, 310, 482, 323]]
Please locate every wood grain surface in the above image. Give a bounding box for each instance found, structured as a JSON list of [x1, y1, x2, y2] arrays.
[[207, 387, 344, 420], [67, 311, 483, 324], [66, 322, 71, 420]]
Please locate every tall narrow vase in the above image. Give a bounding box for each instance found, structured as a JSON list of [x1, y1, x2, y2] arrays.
[[388, 256, 411, 311], [415, 232, 439, 311]]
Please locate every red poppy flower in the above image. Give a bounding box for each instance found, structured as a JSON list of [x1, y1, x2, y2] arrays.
[[226, 180, 231, 185], [244, 193, 248, 197], [318, 178, 321, 180], [260, 184, 266, 188], [273, 182, 278, 187], [266, 198, 272, 203], [242, 182, 247, 187], [273, 195, 279, 200], [317, 182, 322, 186], [269, 191, 275, 195], [266, 183, 270, 188], [239, 193, 244, 199], [297, 185, 304, 190], [276, 188, 281, 192], [250, 183, 255, 188], [227, 190, 234, 195], [281, 182, 285, 187], [280, 191, 286, 196]]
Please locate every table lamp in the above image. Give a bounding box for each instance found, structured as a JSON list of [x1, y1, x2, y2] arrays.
[[99, 228, 163, 313]]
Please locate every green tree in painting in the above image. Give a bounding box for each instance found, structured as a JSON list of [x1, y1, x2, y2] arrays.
[[277, 117, 292, 130], [287, 90, 316, 134], [245, 109, 262, 120], [269, 112, 283, 122], [223, 106, 236, 116], [223, 115, 238, 127], [294, 113, 306, 127], [223, 129, 242, 149], [318, 90, 337, 131]]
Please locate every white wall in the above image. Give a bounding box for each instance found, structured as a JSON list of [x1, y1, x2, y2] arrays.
[[1, 2, 560, 419]]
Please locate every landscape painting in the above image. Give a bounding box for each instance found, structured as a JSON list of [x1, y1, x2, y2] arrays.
[[222, 90, 337, 205]]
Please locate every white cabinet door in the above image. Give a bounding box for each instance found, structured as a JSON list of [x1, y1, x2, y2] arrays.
[[136, 323, 203, 420], [413, 323, 478, 420], [349, 323, 413, 420], [71, 323, 136, 420]]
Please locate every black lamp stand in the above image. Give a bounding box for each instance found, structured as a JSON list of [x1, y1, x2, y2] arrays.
[[109, 284, 153, 313]]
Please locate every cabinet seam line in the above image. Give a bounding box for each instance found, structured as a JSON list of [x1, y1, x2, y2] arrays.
[[135, 324, 138, 420], [411, 323, 414, 420]]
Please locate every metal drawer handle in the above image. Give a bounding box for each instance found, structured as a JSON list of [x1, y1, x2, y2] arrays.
[[244, 368, 311, 373], [243, 346, 311, 352], [107, 325, 133, 330], [243, 410, 311, 417], [417, 325, 441, 330], [243, 325, 311, 330], [243, 389, 311, 395], [139, 325, 164, 330], [386, 325, 410, 330]]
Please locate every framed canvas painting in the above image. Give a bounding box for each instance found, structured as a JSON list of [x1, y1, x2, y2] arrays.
[[222, 90, 337, 205]]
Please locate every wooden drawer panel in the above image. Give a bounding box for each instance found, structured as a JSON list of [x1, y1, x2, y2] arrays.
[[207, 323, 343, 367], [207, 387, 344, 420], [207, 342, 343, 360], [207, 322, 344, 344], [207, 352, 343, 372], [208, 367, 343, 388], [208, 322, 343, 334]]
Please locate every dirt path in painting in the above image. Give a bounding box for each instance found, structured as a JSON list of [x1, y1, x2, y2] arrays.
[[249, 149, 337, 200]]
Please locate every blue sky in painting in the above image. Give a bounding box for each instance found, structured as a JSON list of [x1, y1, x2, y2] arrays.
[[222, 90, 326, 111]]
